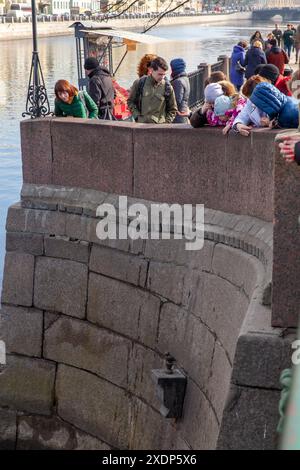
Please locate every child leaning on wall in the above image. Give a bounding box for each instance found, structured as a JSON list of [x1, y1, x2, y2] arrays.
[[205, 80, 247, 135]]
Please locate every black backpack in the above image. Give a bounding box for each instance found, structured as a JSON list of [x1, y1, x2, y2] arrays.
[[135, 76, 172, 113]]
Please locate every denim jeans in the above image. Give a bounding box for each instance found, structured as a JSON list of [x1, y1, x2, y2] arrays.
[[284, 43, 293, 58]]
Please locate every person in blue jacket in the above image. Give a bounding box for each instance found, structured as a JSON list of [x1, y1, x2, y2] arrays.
[[250, 81, 299, 129], [229, 41, 248, 91], [244, 41, 267, 79]]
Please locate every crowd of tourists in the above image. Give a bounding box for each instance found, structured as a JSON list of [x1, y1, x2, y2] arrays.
[[53, 24, 300, 163]]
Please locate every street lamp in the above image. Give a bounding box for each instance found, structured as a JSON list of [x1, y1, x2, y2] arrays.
[[22, 0, 51, 118]]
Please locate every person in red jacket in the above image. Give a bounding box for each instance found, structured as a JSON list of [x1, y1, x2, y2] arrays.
[[266, 38, 289, 75], [279, 134, 300, 164], [255, 64, 292, 96]]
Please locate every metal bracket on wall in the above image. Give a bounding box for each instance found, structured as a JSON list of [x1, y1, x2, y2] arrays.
[[151, 353, 187, 419]]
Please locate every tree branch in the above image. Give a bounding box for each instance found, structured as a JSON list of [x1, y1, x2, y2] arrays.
[[142, 0, 191, 33]]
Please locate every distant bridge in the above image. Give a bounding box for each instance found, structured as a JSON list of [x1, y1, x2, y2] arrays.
[[252, 7, 300, 21]]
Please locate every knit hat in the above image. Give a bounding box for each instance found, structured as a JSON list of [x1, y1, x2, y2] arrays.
[[214, 95, 232, 116], [204, 83, 223, 103], [170, 58, 186, 76], [255, 64, 280, 84], [84, 57, 99, 70]]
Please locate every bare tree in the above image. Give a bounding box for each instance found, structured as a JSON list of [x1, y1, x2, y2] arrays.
[[97, 0, 194, 33]]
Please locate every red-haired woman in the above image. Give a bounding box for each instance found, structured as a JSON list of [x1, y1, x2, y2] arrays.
[[54, 80, 98, 118], [137, 54, 157, 78]]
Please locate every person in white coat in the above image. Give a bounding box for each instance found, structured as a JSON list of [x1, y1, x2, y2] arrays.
[[232, 75, 269, 136]]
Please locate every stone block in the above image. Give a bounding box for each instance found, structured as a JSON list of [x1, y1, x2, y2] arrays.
[[272, 144, 300, 327], [21, 199, 58, 211], [44, 316, 131, 388], [89, 245, 148, 287], [206, 341, 232, 423], [217, 385, 280, 450], [17, 415, 110, 450], [0, 355, 56, 415], [44, 235, 89, 264], [6, 232, 44, 255], [232, 332, 294, 389], [158, 303, 215, 389], [87, 274, 160, 347], [44, 312, 60, 330], [21, 184, 103, 205], [56, 364, 129, 449], [179, 379, 219, 450], [212, 244, 262, 298], [1, 252, 34, 307], [51, 119, 134, 195], [147, 261, 187, 304], [127, 397, 173, 450], [133, 127, 274, 221], [65, 213, 97, 242], [93, 231, 144, 256], [6, 204, 24, 232], [6, 205, 66, 236], [0, 306, 43, 357], [34, 257, 88, 318], [0, 409, 17, 449], [144, 239, 214, 271], [21, 119, 53, 185], [127, 344, 162, 409], [189, 273, 249, 361]]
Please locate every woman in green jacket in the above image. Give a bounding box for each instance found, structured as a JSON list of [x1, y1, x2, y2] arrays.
[[54, 80, 98, 119]]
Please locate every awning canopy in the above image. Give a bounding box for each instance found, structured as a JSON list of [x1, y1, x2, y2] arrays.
[[70, 22, 168, 45]]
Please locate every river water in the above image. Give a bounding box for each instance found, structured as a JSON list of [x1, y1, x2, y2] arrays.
[[0, 19, 294, 282]]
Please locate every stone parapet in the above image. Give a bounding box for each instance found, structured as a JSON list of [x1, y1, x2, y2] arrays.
[[272, 136, 300, 327], [20, 120, 276, 221]]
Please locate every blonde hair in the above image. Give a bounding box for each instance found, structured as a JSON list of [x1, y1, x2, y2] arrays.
[[219, 80, 236, 97], [253, 40, 263, 49]]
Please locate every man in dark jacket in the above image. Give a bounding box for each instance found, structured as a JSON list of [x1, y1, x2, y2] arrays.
[[283, 24, 295, 59], [272, 24, 283, 47], [84, 57, 115, 120], [266, 39, 289, 75]]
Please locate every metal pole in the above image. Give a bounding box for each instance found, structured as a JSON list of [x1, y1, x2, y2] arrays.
[[31, 0, 38, 53], [31, 0, 39, 115], [23, 0, 51, 118]]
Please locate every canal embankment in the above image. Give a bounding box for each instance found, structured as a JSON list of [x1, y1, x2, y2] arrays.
[[0, 11, 252, 41]]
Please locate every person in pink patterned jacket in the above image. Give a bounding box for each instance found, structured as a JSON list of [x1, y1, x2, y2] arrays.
[[206, 80, 248, 134]]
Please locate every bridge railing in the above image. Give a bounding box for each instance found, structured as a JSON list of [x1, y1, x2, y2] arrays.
[[188, 66, 205, 110], [188, 55, 230, 110]]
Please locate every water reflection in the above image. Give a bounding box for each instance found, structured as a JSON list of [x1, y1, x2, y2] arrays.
[[0, 20, 283, 282]]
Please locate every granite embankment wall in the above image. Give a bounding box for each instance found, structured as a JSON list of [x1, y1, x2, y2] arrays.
[[0, 12, 252, 41], [0, 119, 296, 450]]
